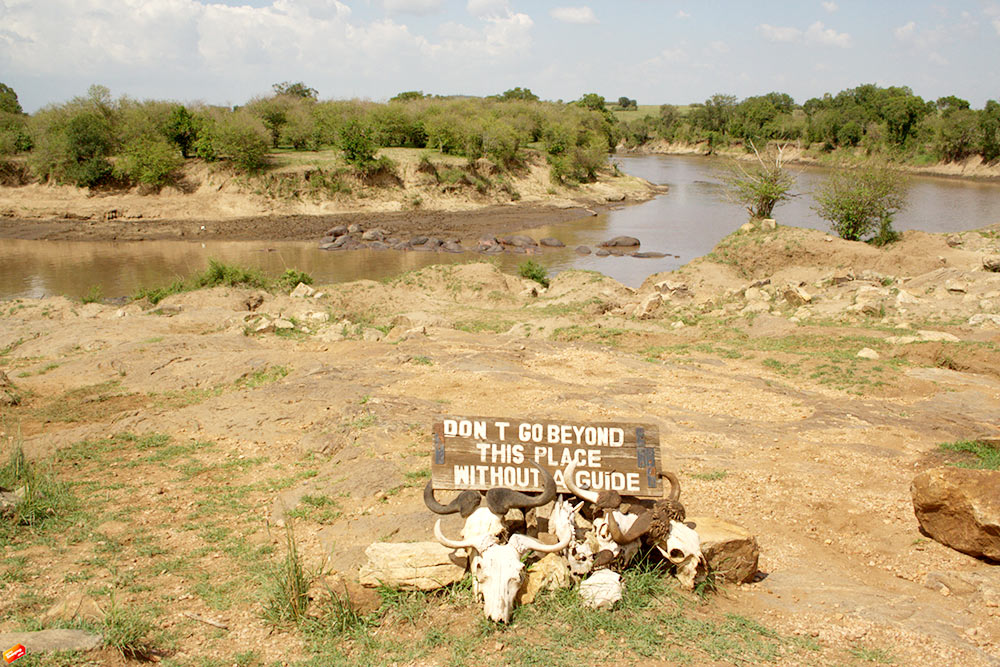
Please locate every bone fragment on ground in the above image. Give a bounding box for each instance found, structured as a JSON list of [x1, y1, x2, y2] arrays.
[[579, 569, 623, 609]]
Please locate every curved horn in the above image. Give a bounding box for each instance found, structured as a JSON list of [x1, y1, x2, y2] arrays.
[[424, 481, 482, 518], [661, 471, 681, 503], [485, 461, 556, 516], [433, 519, 476, 550], [511, 530, 571, 555], [563, 459, 599, 503], [606, 510, 652, 544]]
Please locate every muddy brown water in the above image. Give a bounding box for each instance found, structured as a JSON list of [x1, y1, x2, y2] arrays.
[[3, 155, 1000, 299]]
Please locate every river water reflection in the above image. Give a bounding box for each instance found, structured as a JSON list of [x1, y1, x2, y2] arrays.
[[3, 154, 1000, 299]]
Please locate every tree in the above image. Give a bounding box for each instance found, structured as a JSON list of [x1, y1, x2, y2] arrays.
[[113, 135, 183, 187], [722, 142, 795, 220], [813, 164, 907, 245], [981, 100, 1000, 162], [577, 93, 607, 113], [390, 91, 426, 102], [163, 105, 197, 157], [499, 87, 539, 102], [616, 96, 637, 110], [272, 81, 318, 100], [0, 83, 23, 115]]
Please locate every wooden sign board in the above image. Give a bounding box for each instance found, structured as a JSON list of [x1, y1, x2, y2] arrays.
[[430, 416, 662, 498]]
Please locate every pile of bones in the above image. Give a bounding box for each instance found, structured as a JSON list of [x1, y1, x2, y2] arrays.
[[425, 460, 704, 622]]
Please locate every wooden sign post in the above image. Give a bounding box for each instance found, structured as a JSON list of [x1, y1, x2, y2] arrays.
[[431, 416, 662, 498]]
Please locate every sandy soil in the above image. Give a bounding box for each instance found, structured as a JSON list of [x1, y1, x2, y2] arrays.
[[2, 224, 1000, 665]]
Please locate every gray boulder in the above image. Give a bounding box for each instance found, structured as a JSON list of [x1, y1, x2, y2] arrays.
[[599, 236, 640, 248], [575, 246, 592, 255], [539, 237, 565, 248], [328, 225, 348, 237], [501, 235, 537, 248]]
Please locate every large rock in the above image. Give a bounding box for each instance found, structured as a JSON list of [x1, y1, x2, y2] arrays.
[[634, 293, 662, 320], [517, 553, 572, 605], [539, 237, 565, 248], [0, 629, 102, 652], [982, 255, 1000, 273], [501, 235, 537, 248], [911, 467, 1000, 560], [359, 542, 468, 591], [599, 236, 640, 248], [290, 283, 316, 298], [687, 516, 760, 583]]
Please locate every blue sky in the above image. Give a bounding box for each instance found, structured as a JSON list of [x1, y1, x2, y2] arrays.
[[1, 0, 998, 112]]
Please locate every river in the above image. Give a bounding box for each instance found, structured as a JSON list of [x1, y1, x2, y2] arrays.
[[3, 154, 1000, 299]]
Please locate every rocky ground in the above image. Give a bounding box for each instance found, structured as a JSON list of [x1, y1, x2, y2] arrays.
[[1, 222, 999, 665]]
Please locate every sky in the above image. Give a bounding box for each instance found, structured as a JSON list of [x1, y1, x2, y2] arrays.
[[1, 0, 999, 112]]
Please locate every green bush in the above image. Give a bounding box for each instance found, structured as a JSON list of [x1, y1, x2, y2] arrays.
[[813, 164, 907, 245], [339, 118, 377, 167], [518, 259, 549, 287], [113, 135, 183, 187], [197, 111, 270, 172]]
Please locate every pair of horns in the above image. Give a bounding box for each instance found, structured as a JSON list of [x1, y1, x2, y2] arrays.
[[434, 519, 570, 555], [424, 461, 556, 518]]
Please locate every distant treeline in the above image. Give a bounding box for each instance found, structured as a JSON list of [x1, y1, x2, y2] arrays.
[[1, 82, 998, 192], [0, 83, 616, 189], [618, 85, 1000, 164]]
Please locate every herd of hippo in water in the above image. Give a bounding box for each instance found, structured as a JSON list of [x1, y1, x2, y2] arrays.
[[316, 223, 677, 259]]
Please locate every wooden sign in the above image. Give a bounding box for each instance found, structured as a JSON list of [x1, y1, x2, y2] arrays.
[[431, 416, 662, 498]]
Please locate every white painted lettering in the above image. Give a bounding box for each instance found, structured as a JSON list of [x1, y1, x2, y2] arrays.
[[475, 442, 490, 462]]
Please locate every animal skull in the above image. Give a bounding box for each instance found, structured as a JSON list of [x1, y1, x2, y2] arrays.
[[435, 520, 570, 622], [657, 519, 703, 590]]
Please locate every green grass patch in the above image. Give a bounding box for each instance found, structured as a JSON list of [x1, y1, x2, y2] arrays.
[[938, 440, 1000, 470], [134, 259, 313, 305]]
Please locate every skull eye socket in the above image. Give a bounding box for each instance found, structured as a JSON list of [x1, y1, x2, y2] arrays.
[[669, 548, 685, 560]]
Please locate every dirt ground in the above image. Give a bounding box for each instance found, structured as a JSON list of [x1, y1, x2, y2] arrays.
[[2, 223, 1000, 665]]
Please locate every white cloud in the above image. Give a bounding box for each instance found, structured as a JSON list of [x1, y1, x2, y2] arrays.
[[821, 1, 838, 12], [382, 0, 444, 15], [928, 51, 948, 65], [0, 0, 533, 91], [894, 21, 916, 40], [804, 21, 852, 47], [550, 6, 598, 25], [708, 40, 729, 54], [757, 24, 802, 42], [994, 18, 1000, 35], [676, 10, 690, 19], [757, 21, 850, 47]]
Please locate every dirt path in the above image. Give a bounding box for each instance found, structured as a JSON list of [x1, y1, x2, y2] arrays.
[[2, 227, 999, 665]]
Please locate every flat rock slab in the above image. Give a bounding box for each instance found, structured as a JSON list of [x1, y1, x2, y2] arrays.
[[359, 541, 467, 591], [911, 467, 1000, 560], [688, 515, 760, 583], [0, 629, 102, 652]]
